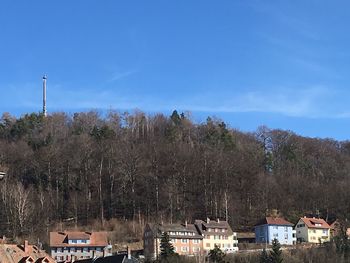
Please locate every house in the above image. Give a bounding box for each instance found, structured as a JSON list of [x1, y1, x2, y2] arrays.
[[194, 218, 238, 253], [236, 232, 255, 244], [0, 240, 55, 263], [49, 231, 112, 262], [295, 217, 330, 243], [143, 222, 203, 260], [255, 217, 296, 245]]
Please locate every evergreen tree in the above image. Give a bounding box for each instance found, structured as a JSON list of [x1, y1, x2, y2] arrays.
[[260, 248, 270, 263], [270, 239, 283, 263], [208, 244, 226, 263], [160, 232, 175, 261]]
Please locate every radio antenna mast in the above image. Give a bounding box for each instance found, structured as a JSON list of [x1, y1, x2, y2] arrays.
[[43, 74, 47, 117]]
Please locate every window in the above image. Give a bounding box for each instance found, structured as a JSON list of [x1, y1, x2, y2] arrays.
[[323, 230, 328, 235], [221, 229, 226, 232], [72, 240, 77, 244], [82, 240, 87, 244], [273, 233, 278, 238], [214, 235, 220, 240], [193, 239, 199, 244], [96, 247, 102, 252], [206, 243, 210, 247], [193, 247, 200, 252], [181, 246, 188, 252], [284, 227, 288, 232], [313, 230, 316, 233], [171, 239, 176, 243], [181, 239, 188, 243], [83, 247, 88, 252], [57, 248, 62, 253], [284, 233, 288, 239], [273, 226, 278, 230]]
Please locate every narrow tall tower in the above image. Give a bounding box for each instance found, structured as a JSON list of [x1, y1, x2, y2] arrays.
[[43, 74, 47, 117]]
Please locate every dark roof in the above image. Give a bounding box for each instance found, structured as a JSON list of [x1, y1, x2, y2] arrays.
[[255, 217, 294, 227], [74, 255, 138, 263]]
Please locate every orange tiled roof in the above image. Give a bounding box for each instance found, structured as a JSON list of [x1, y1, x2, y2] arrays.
[[300, 217, 330, 229], [50, 231, 108, 247]]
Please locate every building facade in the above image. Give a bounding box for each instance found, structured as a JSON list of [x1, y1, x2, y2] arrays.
[[194, 219, 238, 253], [255, 217, 296, 245], [49, 231, 112, 262], [295, 217, 330, 243], [144, 223, 203, 260]]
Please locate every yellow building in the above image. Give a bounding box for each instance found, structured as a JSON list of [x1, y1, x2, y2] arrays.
[[194, 218, 238, 253], [295, 217, 330, 243]]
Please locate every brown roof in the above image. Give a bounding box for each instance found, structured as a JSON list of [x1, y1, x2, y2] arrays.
[[50, 231, 109, 247], [194, 219, 233, 235], [67, 232, 91, 240], [255, 217, 294, 227], [236, 232, 255, 239], [0, 242, 55, 263], [147, 223, 203, 239], [300, 217, 330, 229]]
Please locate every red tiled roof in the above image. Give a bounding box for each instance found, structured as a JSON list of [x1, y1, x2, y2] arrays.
[[50, 231, 108, 247], [255, 217, 293, 227], [0, 243, 55, 263], [300, 217, 330, 229]]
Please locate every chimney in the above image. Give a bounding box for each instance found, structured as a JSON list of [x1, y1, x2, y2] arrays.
[[207, 218, 210, 224], [185, 220, 188, 227], [24, 240, 29, 253], [127, 246, 131, 260]]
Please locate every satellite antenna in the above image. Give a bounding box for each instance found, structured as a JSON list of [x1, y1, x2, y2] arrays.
[[43, 75, 47, 117]]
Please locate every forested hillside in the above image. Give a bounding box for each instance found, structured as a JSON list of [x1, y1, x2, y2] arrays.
[[0, 110, 349, 239]]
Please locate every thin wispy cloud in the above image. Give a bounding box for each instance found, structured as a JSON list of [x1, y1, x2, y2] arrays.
[[178, 86, 339, 119], [109, 70, 137, 82]]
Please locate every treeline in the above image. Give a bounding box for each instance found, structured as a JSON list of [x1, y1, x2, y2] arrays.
[[0, 110, 349, 239]]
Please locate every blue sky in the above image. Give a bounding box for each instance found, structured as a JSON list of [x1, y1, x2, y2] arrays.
[[1, 0, 350, 140]]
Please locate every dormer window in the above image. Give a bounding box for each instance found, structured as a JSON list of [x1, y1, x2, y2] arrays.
[[68, 239, 90, 244]]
